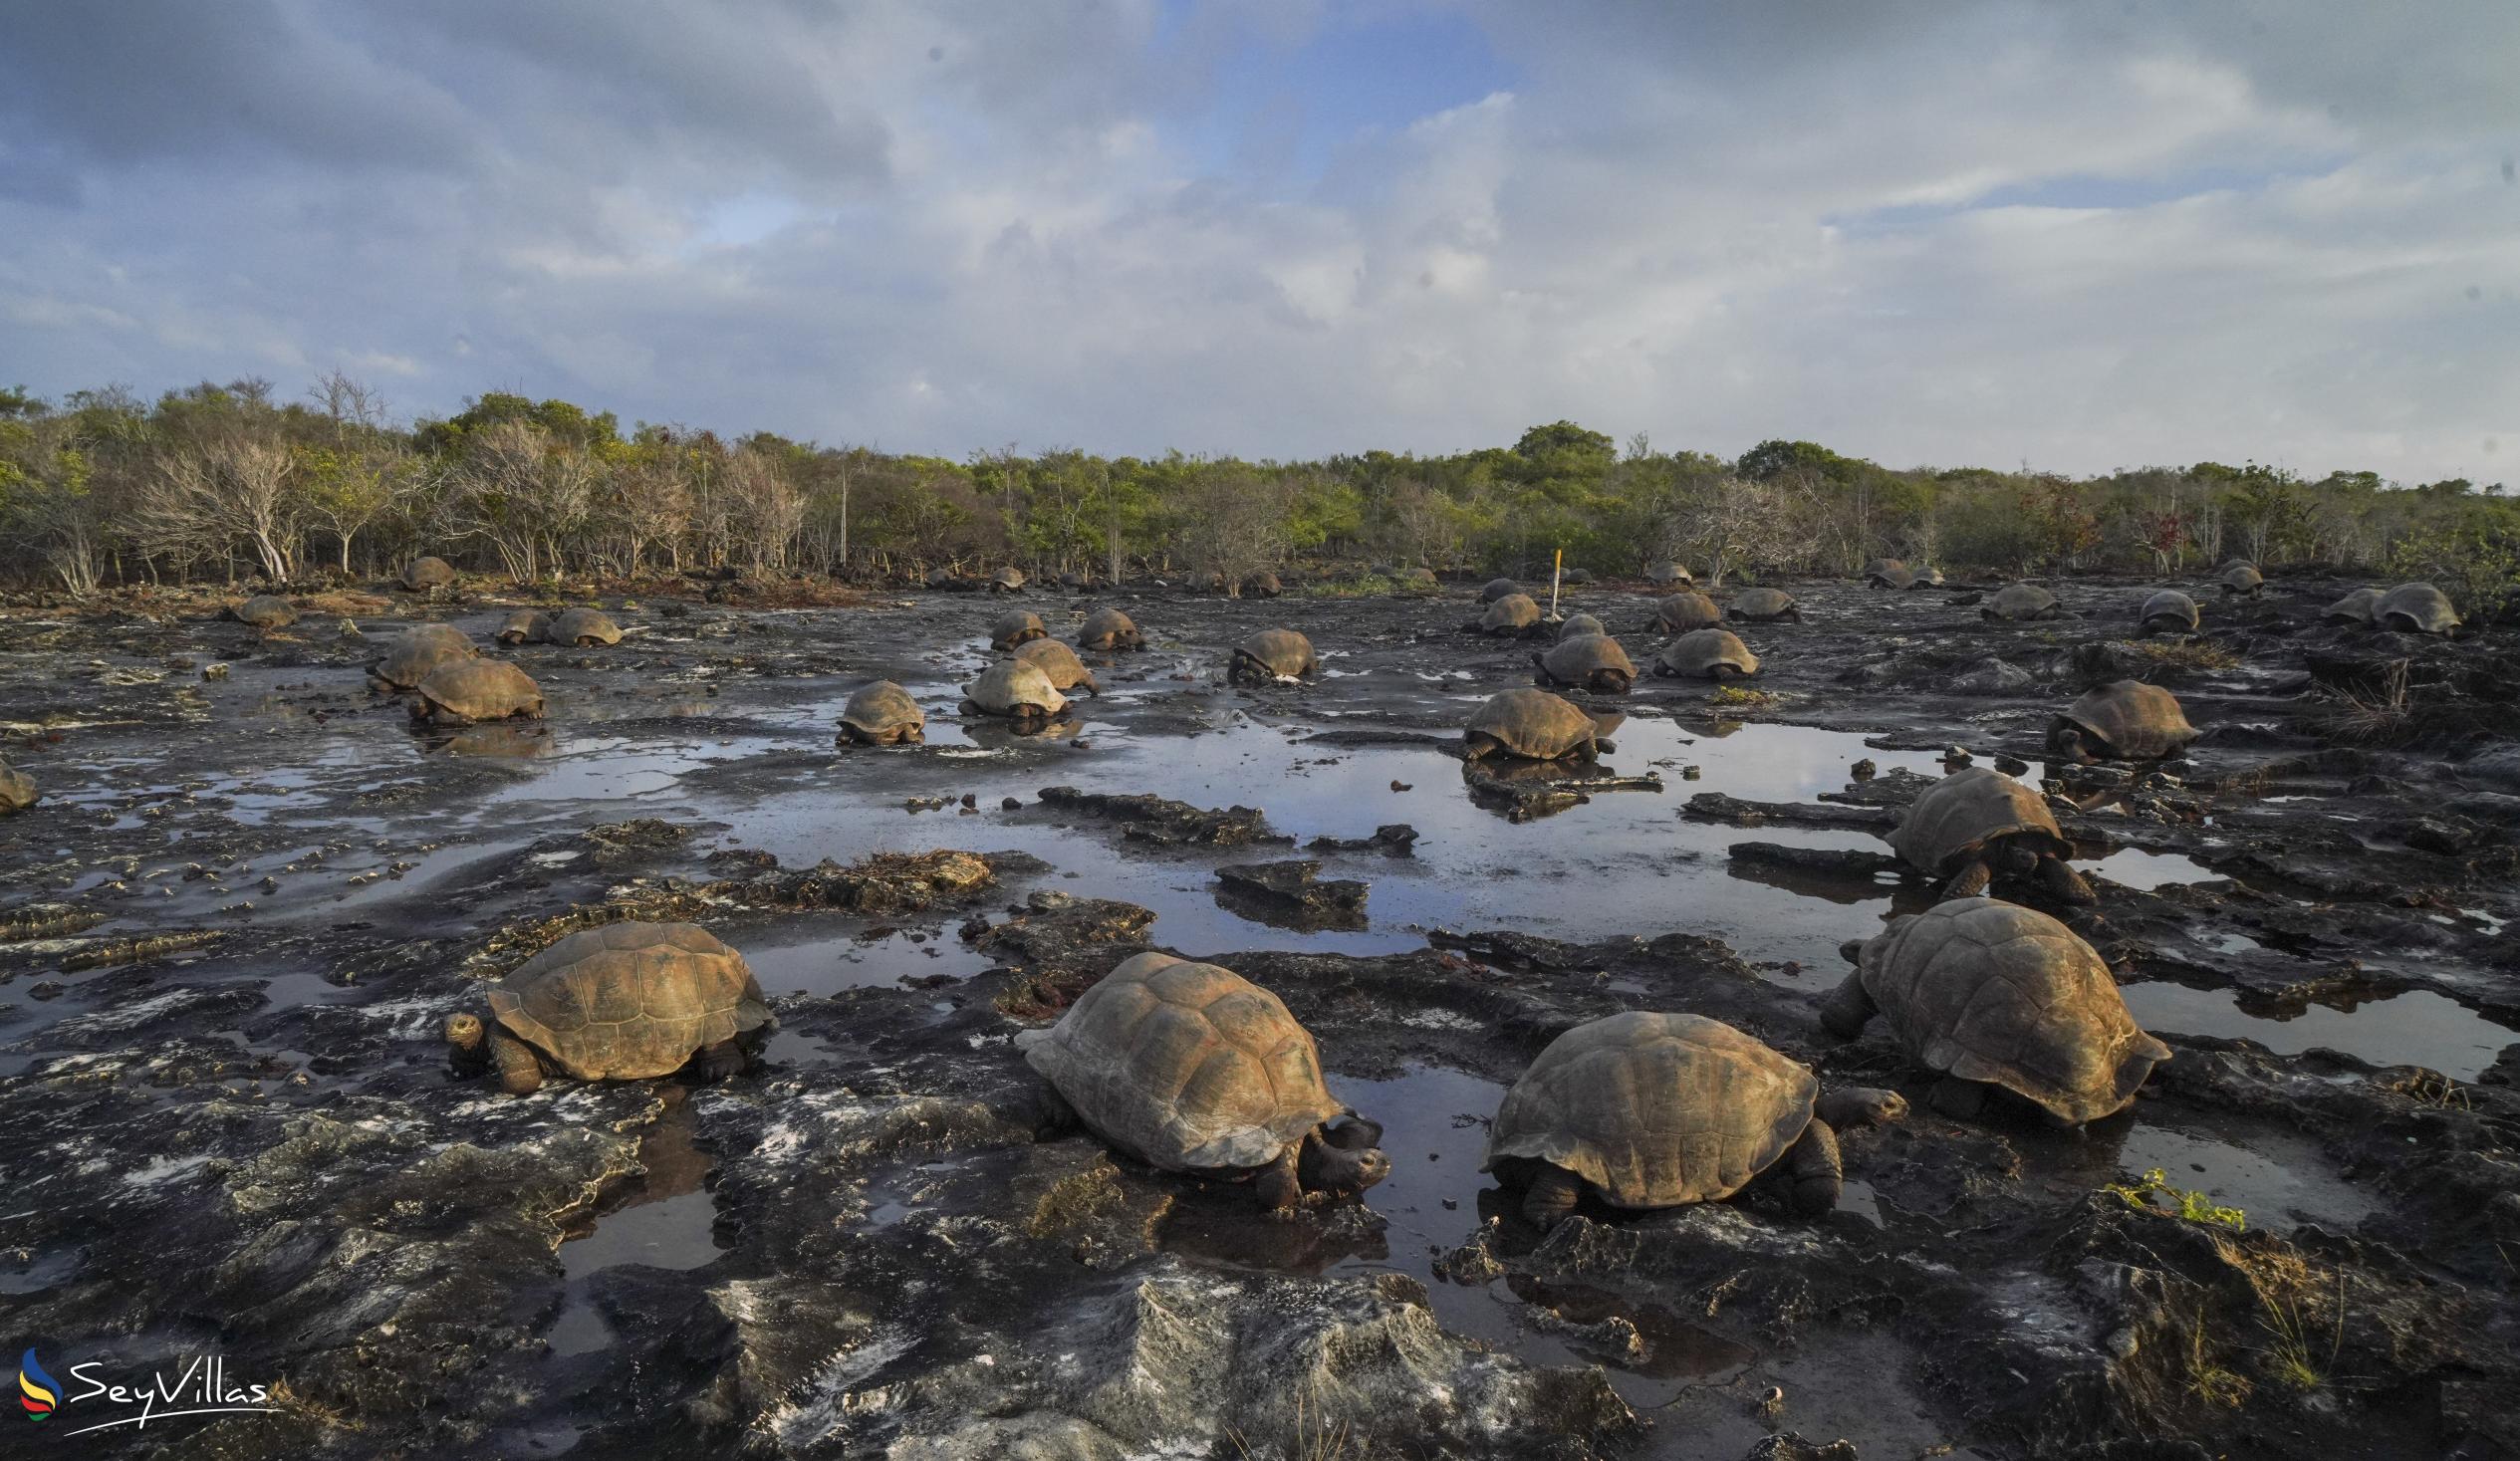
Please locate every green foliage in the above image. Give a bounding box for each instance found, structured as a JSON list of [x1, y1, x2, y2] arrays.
[[2107, 1168, 2246, 1230]]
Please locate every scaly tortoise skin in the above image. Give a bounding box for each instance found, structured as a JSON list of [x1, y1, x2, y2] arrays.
[[1485, 1011, 1904, 1228], [2375, 583, 2460, 635], [1463, 688, 1603, 762], [990, 610, 1048, 650], [410, 659, 545, 725], [1230, 629, 1318, 685], [548, 608, 622, 646], [2216, 561, 2264, 598], [1014, 638, 1100, 695], [1533, 633, 1636, 694], [2049, 679, 2198, 762], [2138, 590, 2199, 635], [233, 595, 298, 628], [838, 680, 925, 745], [1078, 607, 1143, 651], [962, 658, 1067, 723], [369, 623, 478, 691], [402, 556, 456, 591], [1982, 583, 2063, 621], [496, 609, 551, 645], [1023, 951, 1389, 1208], [1727, 588, 1801, 623], [444, 921, 772, 1094], [1654, 628, 1759, 680], [1892, 767, 2093, 904], [1824, 897, 2169, 1124], [1647, 592, 1722, 633], [2322, 587, 2381, 626], [1475, 593, 1543, 635]]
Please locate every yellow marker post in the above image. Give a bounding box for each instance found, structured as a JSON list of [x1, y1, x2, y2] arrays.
[[1549, 548, 1564, 620]]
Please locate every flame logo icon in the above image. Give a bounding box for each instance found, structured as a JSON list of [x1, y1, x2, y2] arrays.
[[18, 1348, 57, 1421]]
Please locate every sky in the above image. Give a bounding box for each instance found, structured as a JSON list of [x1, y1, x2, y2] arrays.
[[2, 0, 2514, 484]]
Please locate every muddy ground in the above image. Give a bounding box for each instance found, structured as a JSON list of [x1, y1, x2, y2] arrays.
[[1, 567, 2517, 1460]]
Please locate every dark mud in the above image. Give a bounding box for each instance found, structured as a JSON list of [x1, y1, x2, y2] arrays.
[[2, 569, 2517, 1459]]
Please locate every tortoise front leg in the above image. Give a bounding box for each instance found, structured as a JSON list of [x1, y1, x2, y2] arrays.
[[1253, 1146, 1303, 1211], [1783, 1117, 1843, 1216], [2039, 856, 2098, 905], [1522, 1165, 1583, 1231], [1940, 856, 1994, 900], [1928, 1076, 1987, 1120], [691, 1039, 749, 1083], [1819, 969, 1877, 1040], [489, 1030, 545, 1095]]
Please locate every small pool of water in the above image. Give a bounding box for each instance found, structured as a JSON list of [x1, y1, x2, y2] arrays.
[[744, 928, 999, 999], [2122, 982, 2517, 1082], [548, 1093, 722, 1356], [2085, 846, 2217, 890]]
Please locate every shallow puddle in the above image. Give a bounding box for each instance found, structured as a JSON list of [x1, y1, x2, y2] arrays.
[[548, 1091, 722, 1356], [2122, 981, 2516, 1081]]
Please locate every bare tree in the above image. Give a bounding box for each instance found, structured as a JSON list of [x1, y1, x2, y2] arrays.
[[136, 436, 304, 582]]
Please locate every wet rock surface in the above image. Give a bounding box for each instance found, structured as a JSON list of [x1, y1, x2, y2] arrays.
[[1, 571, 2516, 1458]]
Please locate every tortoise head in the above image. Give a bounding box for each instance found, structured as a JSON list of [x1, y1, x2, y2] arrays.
[[2048, 723, 2098, 765], [444, 1012, 488, 1070], [1300, 1115, 1392, 1197]]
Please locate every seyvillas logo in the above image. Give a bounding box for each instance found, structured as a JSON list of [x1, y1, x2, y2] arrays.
[[18, 1349, 57, 1421], [16, 1348, 281, 1438]]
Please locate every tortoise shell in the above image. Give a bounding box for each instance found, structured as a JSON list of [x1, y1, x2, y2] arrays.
[[490, 921, 771, 1081], [1243, 572, 1282, 598], [2322, 587, 2381, 625], [1014, 638, 1099, 694], [2140, 590, 2199, 632], [234, 595, 297, 628], [1465, 688, 1599, 760], [1479, 594, 1541, 633], [1655, 628, 1758, 679], [1234, 629, 1317, 679], [1484, 1011, 1818, 1208], [966, 658, 1066, 717], [990, 610, 1048, 649], [1405, 567, 1440, 588], [411, 659, 544, 723], [992, 566, 1028, 592], [1892, 768, 2067, 877], [1728, 588, 1798, 622], [2375, 583, 2459, 635], [403, 556, 456, 591], [1908, 567, 1946, 589], [1536, 633, 1636, 693], [1644, 562, 1692, 587], [1855, 898, 2169, 1122], [1479, 578, 1520, 603], [1078, 607, 1142, 650], [1025, 951, 1348, 1174], [1648, 593, 1722, 633], [497, 609, 551, 644], [371, 623, 478, 689], [2217, 562, 2263, 595], [1871, 564, 1917, 590], [2054, 680, 2197, 760], [549, 608, 622, 646], [1984, 583, 2059, 620], [0, 759, 35, 813], [839, 680, 925, 744], [1557, 612, 1607, 642]]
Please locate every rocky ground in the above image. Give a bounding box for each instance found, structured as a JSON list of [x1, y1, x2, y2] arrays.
[[1, 566, 2516, 1460]]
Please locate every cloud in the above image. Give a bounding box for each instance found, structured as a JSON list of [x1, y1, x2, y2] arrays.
[[0, 0, 2511, 483]]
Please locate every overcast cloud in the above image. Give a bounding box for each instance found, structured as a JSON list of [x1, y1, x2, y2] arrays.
[[2, 0, 2513, 481]]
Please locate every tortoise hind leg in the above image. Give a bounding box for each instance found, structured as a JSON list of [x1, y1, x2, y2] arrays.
[[1940, 857, 1994, 900], [1819, 970, 1877, 1040], [1522, 1166, 1583, 1231], [1928, 1077, 1987, 1120], [2039, 856, 2098, 905], [1783, 1118, 1843, 1216], [489, 1030, 544, 1095]]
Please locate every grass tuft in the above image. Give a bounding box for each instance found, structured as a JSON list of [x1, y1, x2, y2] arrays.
[[2107, 1168, 2246, 1231]]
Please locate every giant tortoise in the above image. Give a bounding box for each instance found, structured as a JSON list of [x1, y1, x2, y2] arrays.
[[1727, 588, 1801, 623], [990, 566, 1028, 594], [2138, 590, 2199, 636], [1654, 628, 1759, 680], [838, 681, 925, 746], [1479, 577, 1521, 604], [1242, 571, 1283, 599], [410, 659, 545, 726], [369, 623, 479, 692], [1982, 583, 2064, 621], [962, 659, 1067, 725], [1486, 1012, 1905, 1228], [1014, 637, 1100, 695], [1533, 633, 1636, 694], [1078, 607, 1143, 651], [1646, 592, 1722, 634], [402, 556, 457, 592], [1824, 898, 2169, 1124], [1643, 562, 1693, 588], [2375, 583, 2460, 636], [496, 609, 551, 645], [548, 608, 622, 646], [0, 759, 36, 814], [1863, 559, 1911, 590], [2049, 680, 2198, 763], [1022, 951, 1390, 1209], [1472, 593, 1543, 636], [2216, 561, 2263, 598], [444, 921, 773, 1094], [2322, 587, 2381, 626], [1556, 612, 1607, 642], [232, 595, 298, 629], [1463, 688, 1605, 762], [990, 610, 1048, 650], [1230, 629, 1318, 685], [1892, 768, 2094, 904]]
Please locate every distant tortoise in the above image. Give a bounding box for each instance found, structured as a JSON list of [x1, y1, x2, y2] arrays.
[[1561, 567, 1595, 586], [369, 623, 478, 691], [444, 921, 773, 1095], [548, 608, 622, 646], [1189, 570, 1226, 595], [1472, 593, 1543, 636], [1533, 633, 1636, 694], [1646, 592, 1722, 634], [496, 609, 551, 645], [1727, 588, 1801, 624], [1654, 627, 1759, 680], [232, 595, 298, 629], [1643, 562, 1693, 588], [402, 556, 457, 592], [1022, 951, 1391, 1209], [1405, 567, 1440, 589], [1060, 570, 1090, 590], [1014, 637, 1100, 696], [837, 680, 925, 746], [1907, 566, 1946, 590], [2216, 561, 2263, 598], [1242, 571, 1283, 599], [0, 758, 36, 814], [1463, 688, 1605, 762], [2375, 582, 2460, 636], [990, 566, 1028, 594], [990, 610, 1049, 650], [1078, 607, 1143, 651], [1824, 898, 2170, 1124], [1982, 583, 2064, 621], [2049, 679, 2198, 763], [962, 658, 1068, 725], [410, 658, 545, 726], [1862, 558, 1909, 589], [1479, 577, 1521, 604], [1892, 767, 2094, 904], [2322, 587, 2382, 626], [1486, 1011, 1906, 1228], [1557, 612, 1607, 642], [1230, 628, 1318, 686], [2138, 590, 2199, 636]]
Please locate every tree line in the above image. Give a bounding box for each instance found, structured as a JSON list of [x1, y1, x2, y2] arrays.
[[3, 376, 2513, 612]]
